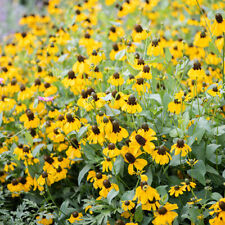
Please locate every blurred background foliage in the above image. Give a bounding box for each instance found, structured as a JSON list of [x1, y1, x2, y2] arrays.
[[0, 0, 45, 41]]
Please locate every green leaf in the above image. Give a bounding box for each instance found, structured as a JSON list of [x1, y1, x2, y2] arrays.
[[107, 189, 119, 204], [32, 144, 45, 157], [187, 160, 206, 185], [113, 155, 124, 175], [78, 164, 92, 186], [134, 205, 143, 223], [25, 132, 33, 145], [149, 94, 162, 104], [146, 167, 153, 186], [213, 125, 225, 136], [27, 163, 41, 177], [105, 104, 120, 117], [77, 126, 88, 140], [101, 93, 112, 101], [165, 48, 172, 61], [156, 185, 168, 203], [121, 190, 135, 201], [60, 200, 69, 213], [83, 144, 99, 162], [206, 164, 219, 175], [188, 206, 200, 223], [222, 170, 225, 178], [211, 192, 223, 201], [206, 144, 221, 164], [142, 216, 153, 225], [33, 99, 39, 108], [115, 49, 126, 60], [47, 144, 53, 151], [126, 52, 135, 65]]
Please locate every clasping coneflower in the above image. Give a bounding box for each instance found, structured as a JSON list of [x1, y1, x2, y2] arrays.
[[87, 171, 108, 189], [187, 60, 206, 81], [108, 26, 125, 42], [121, 200, 135, 211], [132, 24, 148, 42], [132, 77, 150, 94], [207, 84, 222, 97], [130, 131, 155, 154], [152, 203, 178, 225], [121, 94, 142, 113], [193, 30, 210, 48], [209, 198, 225, 224], [168, 98, 185, 115], [66, 138, 82, 161], [110, 90, 125, 109], [101, 157, 115, 172], [147, 39, 164, 57], [108, 72, 124, 86], [152, 146, 172, 165], [87, 124, 104, 144], [181, 178, 196, 191], [169, 185, 186, 197], [138, 65, 152, 80], [98, 179, 119, 199], [170, 139, 191, 157], [72, 55, 90, 75], [103, 143, 120, 158], [63, 113, 81, 134], [68, 211, 83, 223], [121, 144, 147, 175], [133, 175, 160, 205], [212, 13, 225, 36], [106, 120, 128, 143]]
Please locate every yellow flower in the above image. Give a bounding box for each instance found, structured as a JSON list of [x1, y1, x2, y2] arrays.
[[169, 185, 186, 197], [121, 200, 135, 211], [72, 55, 90, 75], [66, 142, 82, 161], [108, 72, 124, 86], [103, 143, 120, 158], [147, 39, 164, 57], [108, 26, 124, 42], [99, 179, 119, 199], [68, 212, 83, 223], [168, 99, 185, 115], [207, 84, 222, 97], [63, 113, 81, 134], [36, 214, 53, 225], [131, 24, 148, 42], [186, 159, 198, 167], [105, 120, 128, 143], [87, 125, 105, 145], [193, 31, 210, 48], [152, 203, 178, 225], [121, 95, 142, 114], [130, 131, 155, 155], [101, 157, 115, 172], [171, 139, 191, 157], [133, 176, 160, 205], [87, 171, 108, 189], [152, 146, 172, 165], [187, 197, 202, 205], [181, 179, 196, 191], [121, 145, 147, 175], [212, 13, 225, 36]]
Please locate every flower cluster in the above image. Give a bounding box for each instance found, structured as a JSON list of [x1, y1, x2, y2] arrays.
[[0, 0, 225, 224]]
